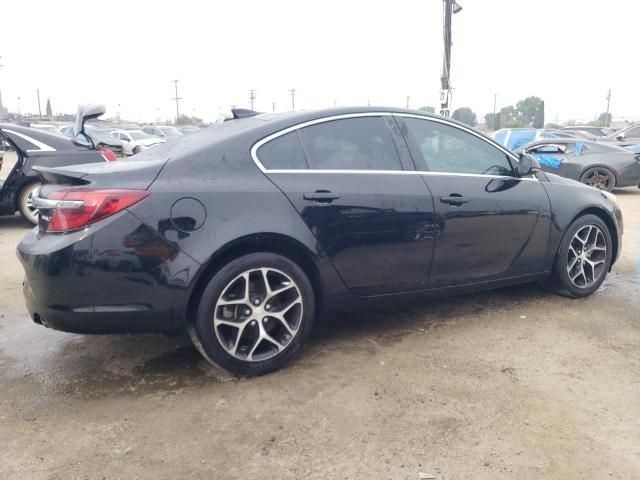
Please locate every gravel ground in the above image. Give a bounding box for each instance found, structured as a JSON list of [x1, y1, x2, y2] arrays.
[[0, 189, 639, 480]]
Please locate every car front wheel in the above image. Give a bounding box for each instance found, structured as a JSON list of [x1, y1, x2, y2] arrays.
[[550, 214, 613, 298], [189, 253, 315, 376]]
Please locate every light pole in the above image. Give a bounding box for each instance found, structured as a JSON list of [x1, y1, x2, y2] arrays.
[[289, 88, 296, 111], [440, 0, 462, 117]]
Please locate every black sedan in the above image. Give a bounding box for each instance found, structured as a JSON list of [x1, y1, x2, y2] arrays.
[[517, 139, 640, 191], [0, 114, 115, 224], [18, 107, 623, 375]]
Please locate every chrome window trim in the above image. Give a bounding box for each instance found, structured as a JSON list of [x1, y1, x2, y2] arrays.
[[250, 111, 526, 178]]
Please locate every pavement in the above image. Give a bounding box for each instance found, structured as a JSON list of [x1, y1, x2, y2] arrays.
[[0, 190, 639, 479]]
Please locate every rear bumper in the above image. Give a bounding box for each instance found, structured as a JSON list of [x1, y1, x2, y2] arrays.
[[17, 211, 200, 334]]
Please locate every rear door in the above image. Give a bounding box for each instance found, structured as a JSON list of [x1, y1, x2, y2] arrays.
[[396, 115, 551, 287], [256, 114, 436, 295]]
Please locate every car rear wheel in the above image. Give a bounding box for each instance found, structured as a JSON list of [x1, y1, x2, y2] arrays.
[[581, 167, 615, 192], [550, 214, 612, 298], [189, 253, 315, 376], [18, 182, 41, 225]]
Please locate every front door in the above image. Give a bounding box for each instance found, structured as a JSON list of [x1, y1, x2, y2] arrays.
[[397, 115, 551, 287], [257, 115, 436, 295]]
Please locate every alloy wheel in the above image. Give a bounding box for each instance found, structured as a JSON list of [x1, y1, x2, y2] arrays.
[[213, 267, 303, 362], [22, 184, 40, 224], [566, 224, 607, 288], [584, 169, 611, 190]]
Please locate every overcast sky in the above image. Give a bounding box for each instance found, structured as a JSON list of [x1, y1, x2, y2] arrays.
[[1, 0, 638, 123]]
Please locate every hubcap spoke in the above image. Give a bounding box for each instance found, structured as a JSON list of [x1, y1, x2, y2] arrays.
[[566, 224, 607, 289]]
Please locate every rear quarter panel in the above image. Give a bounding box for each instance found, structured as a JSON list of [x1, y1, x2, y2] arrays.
[[127, 142, 347, 299]]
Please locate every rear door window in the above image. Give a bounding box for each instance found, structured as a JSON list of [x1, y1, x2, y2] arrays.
[[299, 117, 403, 171]]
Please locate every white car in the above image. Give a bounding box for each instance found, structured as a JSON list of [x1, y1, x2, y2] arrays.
[[110, 129, 165, 156], [142, 125, 184, 140]]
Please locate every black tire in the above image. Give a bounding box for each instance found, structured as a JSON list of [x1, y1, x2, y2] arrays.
[[189, 253, 316, 376], [550, 214, 613, 298], [133, 146, 142, 155], [18, 182, 41, 225], [580, 167, 616, 192]]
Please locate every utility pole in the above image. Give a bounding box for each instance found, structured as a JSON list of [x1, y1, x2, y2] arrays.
[[37, 88, 42, 119], [272, 101, 276, 113], [367, 99, 371, 106], [249, 89, 256, 110], [605, 89, 611, 127], [406, 96, 410, 109], [17, 96, 20, 115], [440, 0, 462, 117], [289, 88, 296, 111], [172, 79, 182, 124]]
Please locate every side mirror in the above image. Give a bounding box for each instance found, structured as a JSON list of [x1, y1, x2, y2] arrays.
[[517, 153, 540, 176], [615, 133, 625, 141], [73, 104, 106, 145]]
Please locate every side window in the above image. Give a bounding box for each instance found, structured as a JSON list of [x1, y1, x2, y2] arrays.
[[402, 117, 514, 176], [257, 131, 308, 170], [299, 117, 403, 171]]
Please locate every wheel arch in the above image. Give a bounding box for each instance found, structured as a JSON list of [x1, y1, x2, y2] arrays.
[[185, 233, 323, 326]]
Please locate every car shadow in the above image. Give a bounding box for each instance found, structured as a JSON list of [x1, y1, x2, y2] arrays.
[[2, 282, 555, 403]]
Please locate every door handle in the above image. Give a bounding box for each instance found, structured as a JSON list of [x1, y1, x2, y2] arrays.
[[303, 191, 341, 203], [440, 194, 468, 206]]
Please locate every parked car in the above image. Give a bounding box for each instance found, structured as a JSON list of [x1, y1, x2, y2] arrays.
[[179, 125, 202, 135], [515, 139, 640, 191], [0, 105, 116, 224], [111, 129, 165, 155], [601, 122, 640, 149], [59, 123, 123, 155], [142, 125, 184, 139], [18, 107, 622, 375], [549, 130, 596, 140], [561, 126, 615, 137], [492, 128, 547, 150]]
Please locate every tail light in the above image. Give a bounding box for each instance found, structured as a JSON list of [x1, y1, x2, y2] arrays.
[[43, 189, 150, 232], [99, 147, 117, 162]]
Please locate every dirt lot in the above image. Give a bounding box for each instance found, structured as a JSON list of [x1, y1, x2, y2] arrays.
[[1, 190, 639, 480]]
